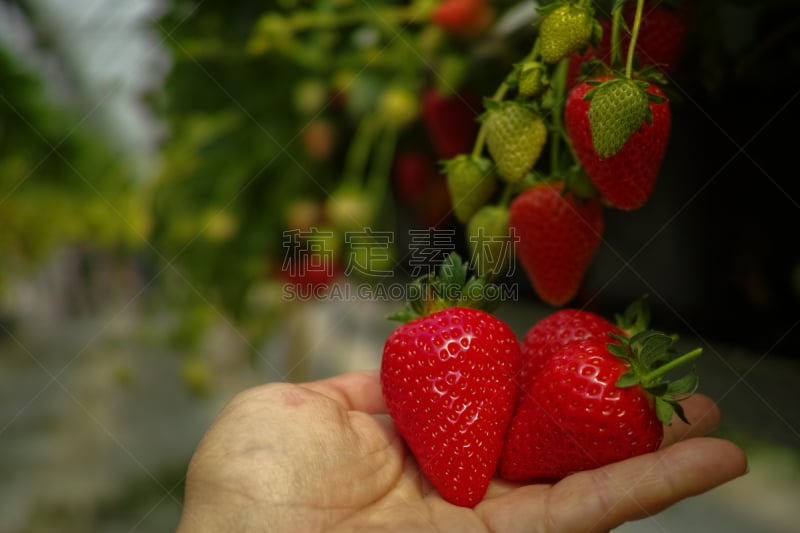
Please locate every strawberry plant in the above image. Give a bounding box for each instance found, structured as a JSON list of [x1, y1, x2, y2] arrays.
[[434, 0, 692, 307], [566, 74, 671, 210], [146, 0, 700, 316]]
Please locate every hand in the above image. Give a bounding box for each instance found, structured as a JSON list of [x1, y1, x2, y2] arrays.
[[177, 370, 747, 532]]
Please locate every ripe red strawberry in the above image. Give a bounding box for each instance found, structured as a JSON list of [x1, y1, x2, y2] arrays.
[[418, 176, 453, 228], [393, 150, 438, 206], [515, 308, 624, 390], [500, 303, 701, 481], [508, 181, 604, 307], [421, 89, 481, 160], [281, 250, 342, 295], [380, 254, 520, 507], [430, 0, 495, 36], [565, 76, 671, 210]]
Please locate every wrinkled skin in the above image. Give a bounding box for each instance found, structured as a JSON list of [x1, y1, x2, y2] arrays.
[[178, 370, 747, 533]]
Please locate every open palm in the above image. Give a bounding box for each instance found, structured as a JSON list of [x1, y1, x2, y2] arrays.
[[178, 370, 746, 532]]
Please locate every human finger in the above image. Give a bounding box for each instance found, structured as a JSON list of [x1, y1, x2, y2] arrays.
[[301, 369, 387, 414], [661, 393, 721, 446], [545, 437, 746, 532]]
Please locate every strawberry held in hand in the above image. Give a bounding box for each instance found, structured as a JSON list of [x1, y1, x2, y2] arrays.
[[514, 308, 624, 391], [565, 75, 671, 210], [500, 301, 702, 481], [380, 253, 520, 507]]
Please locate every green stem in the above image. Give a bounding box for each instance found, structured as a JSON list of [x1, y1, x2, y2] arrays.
[[366, 120, 398, 204], [610, 6, 623, 70], [625, 0, 645, 78], [642, 347, 702, 383], [498, 183, 515, 207], [548, 58, 568, 176], [471, 76, 514, 159], [343, 114, 379, 188]]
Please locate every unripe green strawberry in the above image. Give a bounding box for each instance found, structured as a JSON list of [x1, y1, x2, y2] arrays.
[[587, 78, 653, 158], [483, 101, 547, 184], [467, 205, 511, 279], [379, 85, 419, 129], [324, 186, 375, 232], [444, 155, 497, 223], [538, 2, 595, 64], [517, 61, 549, 98]]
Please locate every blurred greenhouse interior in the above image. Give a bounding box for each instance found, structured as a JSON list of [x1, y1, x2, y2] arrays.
[[0, 0, 798, 531]]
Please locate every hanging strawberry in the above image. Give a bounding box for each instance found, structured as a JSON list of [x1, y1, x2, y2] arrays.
[[565, 75, 671, 210], [443, 154, 497, 223], [537, 1, 598, 64], [508, 180, 604, 307], [483, 100, 547, 184]]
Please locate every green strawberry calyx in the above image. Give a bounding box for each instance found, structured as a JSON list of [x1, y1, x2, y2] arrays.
[[609, 331, 701, 425], [607, 299, 701, 426], [607, 298, 703, 425], [387, 252, 502, 323]]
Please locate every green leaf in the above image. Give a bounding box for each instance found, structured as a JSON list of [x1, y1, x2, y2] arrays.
[[440, 252, 465, 280], [665, 370, 699, 398], [654, 397, 675, 425], [616, 296, 651, 335], [672, 401, 690, 425], [607, 340, 629, 359], [386, 310, 418, 323], [638, 332, 675, 367], [616, 370, 640, 388]]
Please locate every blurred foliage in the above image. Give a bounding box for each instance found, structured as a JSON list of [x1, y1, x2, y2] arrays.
[[0, 46, 147, 280], [145, 0, 504, 331], [1, 0, 798, 348]]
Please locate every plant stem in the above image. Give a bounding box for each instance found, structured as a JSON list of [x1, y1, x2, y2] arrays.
[[499, 183, 515, 207], [548, 58, 568, 176], [625, 0, 645, 78], [366, 120, 398, 205], [343, 114, 379, 188], [471, 75, 513, 159], [642, 347, 702, 383], [610, 6, 623, 69]]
